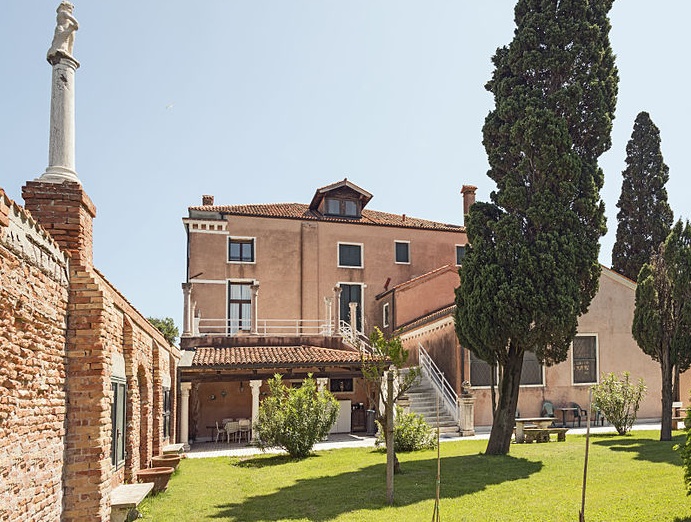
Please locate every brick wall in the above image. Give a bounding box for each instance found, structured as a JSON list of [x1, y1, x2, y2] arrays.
[[0, 189, 69, 522], [14, 180, 181, 521]]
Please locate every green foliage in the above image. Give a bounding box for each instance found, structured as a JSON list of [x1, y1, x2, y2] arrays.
[[455, 0, 617, 455], [147, 316, 179, 345], [612, 111, 673, 281], [675, 410, 691, 495], [592, 372, 646, 435], [633, 221, 691, 440], [254, 374, 339, 459], [375, 406, 436, 453]]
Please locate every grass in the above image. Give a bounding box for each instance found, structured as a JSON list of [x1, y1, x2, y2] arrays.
[[139, 431, 690, 521]]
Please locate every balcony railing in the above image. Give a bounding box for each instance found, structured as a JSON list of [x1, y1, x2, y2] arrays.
[[194, 318, 336, 337]]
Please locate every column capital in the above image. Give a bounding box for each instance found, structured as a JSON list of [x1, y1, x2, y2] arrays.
[[249, 379, 262, 391], [181, 382, 192, 394]]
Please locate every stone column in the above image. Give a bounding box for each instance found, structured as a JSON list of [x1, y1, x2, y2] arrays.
[[181, 283, 192, 337], [324, 297, 333, 335], [333, 286, 342, 335], [250, 380, 262, 441], [349, 302, 358, 334], [41, 53, 80, 183], [317, 377, 328, 393], [250, 283, 260, 334], [180, 382, 192, 449], [459, 396, 476, 437]]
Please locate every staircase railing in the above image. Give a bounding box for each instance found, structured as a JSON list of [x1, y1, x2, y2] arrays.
[[418, 343, 459, 424], [339, 320, 374, 354]]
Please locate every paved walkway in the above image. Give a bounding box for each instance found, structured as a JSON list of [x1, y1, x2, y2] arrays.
[[186, 420, 667, 459]]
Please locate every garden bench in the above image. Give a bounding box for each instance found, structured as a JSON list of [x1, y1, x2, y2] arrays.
[[673, 401, 685, 430], [522, 427, 569, 443], [110, 482, 153, 522]]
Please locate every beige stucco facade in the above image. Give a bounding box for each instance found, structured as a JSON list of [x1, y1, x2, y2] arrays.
[[397, 265, 673, 427]]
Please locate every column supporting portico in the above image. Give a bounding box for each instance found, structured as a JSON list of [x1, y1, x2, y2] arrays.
[[316, 377, 328, 393], [179, 382, 192, 450], [250, 380, 262, 441], [333, 286, 342, 335]]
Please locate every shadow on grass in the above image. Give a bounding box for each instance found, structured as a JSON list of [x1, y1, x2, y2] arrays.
[[592, 433, 684, 465], [211, 453, 542, 521], [232, 453, 319, 469]]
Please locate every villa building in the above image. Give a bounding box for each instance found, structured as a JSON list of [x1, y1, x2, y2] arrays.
[[177, 179, 472, 440]]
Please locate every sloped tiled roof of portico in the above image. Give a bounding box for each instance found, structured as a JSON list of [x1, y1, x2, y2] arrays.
[[188, 345, 369, 369], [188, 202, 464, 232]]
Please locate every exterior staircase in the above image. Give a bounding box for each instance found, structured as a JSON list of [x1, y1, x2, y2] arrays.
[[404, 377, 460, 436]]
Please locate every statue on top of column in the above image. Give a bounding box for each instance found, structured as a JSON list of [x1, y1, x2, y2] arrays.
[[47, 2, 79, 63]]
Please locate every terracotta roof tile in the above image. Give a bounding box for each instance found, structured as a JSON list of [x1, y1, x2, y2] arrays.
[[188, 203, 464, 232], [191, 345, 365, 368]]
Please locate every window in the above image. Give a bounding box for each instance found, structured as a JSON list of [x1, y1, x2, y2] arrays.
[[520, 350, 543, 385], [470, 351, 494, 387], [325, 197, 359, 217], [111, 378, 126, 468], [383, 303, 390, 327], [330, 378, 354, 393], [162, 387, 171, 439], [573, 335, 597, 384], [338, 243, 363, 268], [395, 241, 410, 264], [456, 245, 466, 266], [228, 238, 255, 263], [228, 282, 252, 333], [340, 283, 363, 331], [469, 350, 543, 386]]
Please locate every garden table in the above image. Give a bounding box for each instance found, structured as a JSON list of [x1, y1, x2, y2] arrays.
[[514, 417, 555, 443]]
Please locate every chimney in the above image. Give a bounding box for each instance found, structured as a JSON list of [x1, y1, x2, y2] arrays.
[[202, 195, 214, 206], [460, 185, 477, 225]]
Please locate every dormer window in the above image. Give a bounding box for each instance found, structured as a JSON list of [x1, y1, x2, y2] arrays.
[[324, 197, 359, 218]]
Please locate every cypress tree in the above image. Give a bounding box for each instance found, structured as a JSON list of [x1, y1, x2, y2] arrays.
[[612, 112, 673, 281], [633, 221, 691, 441], [455, 0, 617, 455]]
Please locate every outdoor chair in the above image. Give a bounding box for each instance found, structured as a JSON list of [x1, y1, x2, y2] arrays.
[[214, 421, 226, 443], [238, 418, 251, 442], [541, 400, 555, 418], [225, 421, 240, 443], [569, 402, 588, 427]]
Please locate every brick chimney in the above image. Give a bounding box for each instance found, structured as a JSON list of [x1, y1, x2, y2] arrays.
[[460, 185, 477, 226], [22, 181, 96, 268], [202, 195, 214, 206]]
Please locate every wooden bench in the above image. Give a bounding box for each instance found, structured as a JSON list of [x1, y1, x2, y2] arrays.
[[111, 482, 154, 522], [673, 402, 686, 430], [523, 427, 569, 443]]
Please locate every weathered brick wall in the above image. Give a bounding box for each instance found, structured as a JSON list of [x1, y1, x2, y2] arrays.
[[21, 180, 180, 521], [0, 189, 69, 522]]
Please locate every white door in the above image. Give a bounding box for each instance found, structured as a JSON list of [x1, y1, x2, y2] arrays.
[[329, 400, 352, 434]]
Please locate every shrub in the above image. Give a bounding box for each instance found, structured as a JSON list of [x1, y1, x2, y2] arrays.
[[592, 372, 646, 435], [255, 374, 339, 458], [376, 406, 436, 452], [674, 410, 691, 495]]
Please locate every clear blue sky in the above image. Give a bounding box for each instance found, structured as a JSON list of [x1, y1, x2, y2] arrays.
[[2, 1, 689, 331]]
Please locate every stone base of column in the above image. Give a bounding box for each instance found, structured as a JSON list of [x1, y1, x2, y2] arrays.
[[39, 165, 80, 184], [459, 396, 476, 437]]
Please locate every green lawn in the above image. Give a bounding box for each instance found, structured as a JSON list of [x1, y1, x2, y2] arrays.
[[140, 431, 690, 521]]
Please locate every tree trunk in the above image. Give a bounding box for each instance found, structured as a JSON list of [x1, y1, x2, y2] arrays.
[[661, 344, 673, 441], [485, 344, 524, 455], [386, 370, 395, 504]]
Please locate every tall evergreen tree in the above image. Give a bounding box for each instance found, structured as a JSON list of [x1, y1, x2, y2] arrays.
[[455, 0, 617, 455], [633, 221, 691, 441], [612, 112, 673, 280]]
